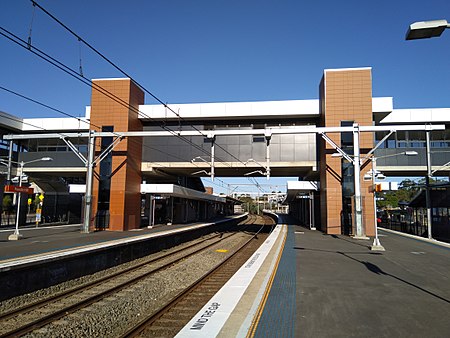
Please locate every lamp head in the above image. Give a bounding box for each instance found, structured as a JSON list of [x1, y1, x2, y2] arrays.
[[406, 20, 448, 40], [41, 157, 53, 161]]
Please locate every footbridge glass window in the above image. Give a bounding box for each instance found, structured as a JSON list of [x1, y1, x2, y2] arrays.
[[377, 130, 450, 149], [25, 138, 87, 153]]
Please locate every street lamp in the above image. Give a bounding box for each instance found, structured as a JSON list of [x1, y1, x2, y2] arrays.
[[367, 151, 417, 251], [406, 20, 448, 239], [1, 157, 53, 240], [406, 19, 450, 40]]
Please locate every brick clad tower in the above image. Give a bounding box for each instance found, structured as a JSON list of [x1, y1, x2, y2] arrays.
[[90, 78, 144, 231], [319, 68, 375, 236]]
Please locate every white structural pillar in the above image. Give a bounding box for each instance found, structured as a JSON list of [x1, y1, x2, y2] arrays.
[[370, 157, 385, 250], [208, 134, 215, 182], [353, 123, 366, 239], [425, 130, 433, 239], [265, 131, 272, 180], [7, 140, 13, 183], [9, 162, 24, 240], [82, 131, 95, 234], [309, 191, 316, 230]]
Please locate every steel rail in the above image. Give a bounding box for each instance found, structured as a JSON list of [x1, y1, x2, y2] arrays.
[[0, 232, 239, 338], [120, 216, 271, 337], [0, 233, 225, 322]]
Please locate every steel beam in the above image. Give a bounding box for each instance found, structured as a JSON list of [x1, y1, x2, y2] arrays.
[[3, 124, 445, 140]]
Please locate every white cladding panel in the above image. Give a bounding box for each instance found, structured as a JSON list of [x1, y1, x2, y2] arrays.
[[14, 96, 398, 132], [372, 97, 393, 112], [381, 108, 450, 124], [69, 184, 86, 193], [138, 99, 320, 120], [23, 117, 90, 131], [287, 181, 319, 191]]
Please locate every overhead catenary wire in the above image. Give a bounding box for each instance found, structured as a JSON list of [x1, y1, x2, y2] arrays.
[[0, 85, 205, 170], [0, 25, 232, 169], [28, 0, 247, 167], [0, 26, 241, 172]]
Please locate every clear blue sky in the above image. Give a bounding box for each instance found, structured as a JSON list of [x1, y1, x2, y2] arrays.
[[1, 0, 450, 194]]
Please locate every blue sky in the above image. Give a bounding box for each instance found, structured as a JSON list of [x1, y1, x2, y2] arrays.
[[1, 0, 450, 194]]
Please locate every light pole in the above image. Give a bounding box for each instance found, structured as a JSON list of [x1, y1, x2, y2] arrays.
[[406, 19, 450, 40], [405, 23, 448, 238], [1, 157, 53, 240], [366, 151, 418, 251]]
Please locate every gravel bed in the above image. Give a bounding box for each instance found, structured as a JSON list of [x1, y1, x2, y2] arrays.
[[0, 232, 220, 316], [21, 232, 252, 337]]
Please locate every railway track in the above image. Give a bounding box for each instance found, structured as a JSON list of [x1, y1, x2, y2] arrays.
[[120, 214, 273, 337], [0, 232, 237, 337], [0, 214, 274, 337], [240, 213, 257, 225]]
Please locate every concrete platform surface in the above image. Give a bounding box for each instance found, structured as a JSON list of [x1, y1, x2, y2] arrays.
[[294, 225, 450, 338]]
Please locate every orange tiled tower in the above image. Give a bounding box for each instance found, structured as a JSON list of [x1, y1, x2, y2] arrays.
[[90, 79, 144, 231]]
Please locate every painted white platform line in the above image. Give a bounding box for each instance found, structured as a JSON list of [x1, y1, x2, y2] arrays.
[[175, 224, 285, 338]]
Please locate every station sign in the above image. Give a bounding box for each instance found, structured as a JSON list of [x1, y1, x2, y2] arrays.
[[4, 185, 34, 194]]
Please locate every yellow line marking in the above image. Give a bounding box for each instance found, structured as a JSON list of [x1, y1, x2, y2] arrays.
[[216, 249, 229, 253], [246, 224, 288, 338]]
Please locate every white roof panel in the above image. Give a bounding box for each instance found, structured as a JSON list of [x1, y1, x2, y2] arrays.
[[381, 108, 450, 123], [138, 99, 320, 120]]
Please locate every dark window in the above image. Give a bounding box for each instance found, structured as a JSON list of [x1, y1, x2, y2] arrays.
[[341, 121, 353, 148], [97, 126, 114, 229], [252, 136, 265, 143]]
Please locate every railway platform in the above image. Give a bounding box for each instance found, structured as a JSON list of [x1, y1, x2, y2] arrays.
[[0, 216, 245, 265], [178, 214, 450, 338], [287, 225, 450, 337]]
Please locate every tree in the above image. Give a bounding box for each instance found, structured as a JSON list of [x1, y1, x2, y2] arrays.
[[398, 178, 418, 191], [238, 196, 258, 214], [2, 195, 13, 213], [377, 179, 421, 209], [2, 194, 13, 226]]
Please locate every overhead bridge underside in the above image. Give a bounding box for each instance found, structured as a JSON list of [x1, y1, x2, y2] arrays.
[[141, 161, 318, 178]]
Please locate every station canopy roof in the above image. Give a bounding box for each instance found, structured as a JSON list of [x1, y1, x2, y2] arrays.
[[141, 184, 226, 203], [284, 181, 319, 203]]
